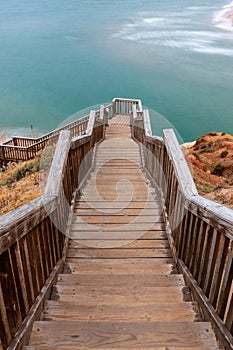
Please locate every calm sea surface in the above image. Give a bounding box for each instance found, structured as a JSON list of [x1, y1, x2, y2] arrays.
[[0, 0, 233, 141]]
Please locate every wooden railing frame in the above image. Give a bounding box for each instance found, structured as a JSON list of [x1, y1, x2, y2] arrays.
[[1, 96, 232, 349], [0, 110, 105, 350], [0, 115, 89, 162], [0, 98, 133, 162], [130, 104, 233, 350]]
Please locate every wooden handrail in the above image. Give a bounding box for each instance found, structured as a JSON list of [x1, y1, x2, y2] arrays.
[[0, 111, 105, 350], [1, 96, 232, 348], [0, 115, 89, 161], [0, 98, 127, 162], [131, 108, 233, 349]]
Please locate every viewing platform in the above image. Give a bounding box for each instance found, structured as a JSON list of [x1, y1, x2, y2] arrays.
[[0, 98, 232, 350]]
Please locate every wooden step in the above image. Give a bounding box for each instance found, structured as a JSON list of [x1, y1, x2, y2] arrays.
[[79, 195, 157, 201], [43, 301, 197, 322], [68, 239, 169, 249], [73, 208, 161, 216], [66, 256, 175, 264], [63, 259, 175, 274], [56, 274, 185, 287], [66, 248, 172, 259], [72, 216, 164, 225], [69, 230, 167, 240], [71, 222, 166, 231], [25, 347, 219, 350], [51, 285, 190, 303], [28, 321, 219, 348], [87, 176, 147, 181], [62, 261, 174, 274], [74, 201, 162, 209]]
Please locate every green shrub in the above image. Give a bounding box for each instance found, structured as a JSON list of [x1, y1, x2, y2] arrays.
[[211, 164, 225, 176], [0, 160, 40, 187], [220, 150, 228, 158], [196, 184, 214, 193], [199, 148, 215, 154], [207, 132, 217, 136]]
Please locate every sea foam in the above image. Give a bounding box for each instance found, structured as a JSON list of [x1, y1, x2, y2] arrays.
[[213, 1, 233, 32]]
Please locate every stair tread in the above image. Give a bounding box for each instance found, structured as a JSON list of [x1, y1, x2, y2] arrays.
[[66, 247, 172, 259], [43, 301, 197, 322], [63, 261, 174, 274], [28, 321, 219, 348], [52, 285, 190, 303], [57, 274, 185, 287], [68, 239, 169, 249], [25, 125, 220, 350]]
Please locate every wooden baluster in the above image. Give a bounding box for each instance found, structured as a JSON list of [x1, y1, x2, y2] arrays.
[[18, 239, 33, 307], [26, 231, 40, 296], [225, 293, 233, 334], [203, 229, 220, 298], [40, 221, 50, 280], [197, 225, 213, 288], [179, 210, 190, 261], [216, 242, 233, 320], [0, 250, 21, 337], [183, 213, 194, 266], [209, 235, 230, 308], [9, 244, 27, 319], [188, 216, 201, 274], [0, 281, 12, 349]]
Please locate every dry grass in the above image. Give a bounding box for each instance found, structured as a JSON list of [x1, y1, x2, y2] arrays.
[[0, 146, 54, 215]]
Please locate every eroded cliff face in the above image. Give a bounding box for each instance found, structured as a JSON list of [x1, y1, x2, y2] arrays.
[[183, 132, 233, 209], [0, 147, 54, 215]]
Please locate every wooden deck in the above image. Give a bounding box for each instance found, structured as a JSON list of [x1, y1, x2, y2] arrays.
[[25, 121, 220, 349]]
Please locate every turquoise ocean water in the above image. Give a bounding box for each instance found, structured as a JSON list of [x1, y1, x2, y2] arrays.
[[0, 0, 233, 141]]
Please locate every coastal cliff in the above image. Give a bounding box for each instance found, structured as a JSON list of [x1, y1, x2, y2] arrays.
[[1, 132, 233, 215], [0, 147, 54, 215], [183, 132, 233, 209]]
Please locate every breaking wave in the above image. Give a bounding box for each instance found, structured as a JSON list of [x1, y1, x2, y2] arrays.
[[212, 1, 233, 32]]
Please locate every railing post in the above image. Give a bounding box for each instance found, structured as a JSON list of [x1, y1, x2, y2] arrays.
[[112, 99, 116, 116]]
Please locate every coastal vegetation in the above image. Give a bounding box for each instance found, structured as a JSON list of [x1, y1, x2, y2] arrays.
[[183, 131, 233, 209], [0, 146, 54, 215]]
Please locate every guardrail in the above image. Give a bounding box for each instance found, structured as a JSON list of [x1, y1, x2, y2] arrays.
[[131, 106, 233, 350], [0, 115, 89, 162], [0, 111, 104, 350]]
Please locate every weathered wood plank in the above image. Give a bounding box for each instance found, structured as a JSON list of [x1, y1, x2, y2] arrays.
[[71, 222, 165, 231], [25, 347, 218, 350], [163, 129, 198, 197], [69, 230, 167, 241], [74, 201, 161, 209], [73, 208, 161, 216], [68, 239, 169, 249], [72, 215, 164, 224], [29, 321, 218, 348], [52, 285, 186, 303], [66, 248, 172, 259], [43, 301, 196, 322], [6, 259, 64, 350], [0, 195, 56, 255], [63, 260, 174, 275], [56, 274, 185, 287]]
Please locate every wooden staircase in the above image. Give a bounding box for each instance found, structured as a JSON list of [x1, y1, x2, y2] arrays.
[[25, 119, 220, 349]]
